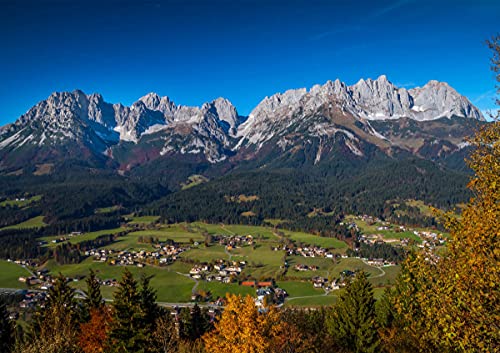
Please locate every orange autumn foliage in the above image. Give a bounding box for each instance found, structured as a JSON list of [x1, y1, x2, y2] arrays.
[[78, 307, 113, 353]]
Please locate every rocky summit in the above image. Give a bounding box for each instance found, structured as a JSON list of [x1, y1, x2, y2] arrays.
[[0, 75, 484, 174]]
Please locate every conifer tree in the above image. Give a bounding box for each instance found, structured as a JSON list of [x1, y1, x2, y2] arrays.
[[327, 271, 379, 353], [139, 273, 159, 331], [85, 269, 103, 311], [188, 304, 210, 341], [108, 268, 146, 352]]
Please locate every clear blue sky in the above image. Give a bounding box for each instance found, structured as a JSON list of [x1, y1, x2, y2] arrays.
[[1, 0, 498, 124]]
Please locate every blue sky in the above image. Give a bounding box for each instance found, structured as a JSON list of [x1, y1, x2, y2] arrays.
[[0, 0, 498, 124]]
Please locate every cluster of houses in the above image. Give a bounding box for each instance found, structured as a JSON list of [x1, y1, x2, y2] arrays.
[[274, 244, 335, 259], [18, 290, 47, 310], [84, 243, 190, 267], [311, 269, 356, 291], [255, 286, 287, 306], [213, 234, 254, 248], [312, 276, 338, 290], [189, 260, 247, 283], [414, 230, 446, 247], [293, 264, 319, 272], [85, 248, 115, 262], [50, 231, 84, 244]]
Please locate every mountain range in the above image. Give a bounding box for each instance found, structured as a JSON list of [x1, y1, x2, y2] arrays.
[[0, 75, 485, 182]]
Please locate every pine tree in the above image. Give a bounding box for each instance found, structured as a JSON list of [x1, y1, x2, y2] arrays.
[[327, 271, 379, 353], [139, 273, 159, 331], [108, 268, 146, 352], [0, 299, 14, 353], [188, 304, 210, 341], [85, 269, 103, 311]]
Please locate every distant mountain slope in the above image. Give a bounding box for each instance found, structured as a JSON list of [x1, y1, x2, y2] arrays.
[[0, 75, 485, 177]]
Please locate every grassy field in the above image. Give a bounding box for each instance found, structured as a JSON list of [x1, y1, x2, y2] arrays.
[[277, 281, 325, 297], [284, 295, 338, 307], [196, 281, 255, 299], [0, 195, 41, 208], [282, 230, 348, 249], [181, 175, 209, 190], [286, 256, 383, 280], [41, 227, 125, 247], [0, 220, 401, 306], [346, 215, 422, 243], [0, 260, 31, 289], [2, 216, 46, 230], [46, 259, 195, 302]]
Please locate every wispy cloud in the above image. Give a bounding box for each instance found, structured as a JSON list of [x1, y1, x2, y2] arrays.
[[370, 0, 415, 19], [309, 0, 414, 41], [472, 89, 496, 104], [309, 25, 362, 41]]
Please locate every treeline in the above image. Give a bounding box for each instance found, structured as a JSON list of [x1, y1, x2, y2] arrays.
[[0, 215, 123, 261], [0, 229, 48, 260], [0, 169, 168, 226], [146, 157, 470, 227], [347, 242, 406, 263]]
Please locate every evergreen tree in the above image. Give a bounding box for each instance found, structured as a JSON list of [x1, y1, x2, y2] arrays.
[[108, 268, 146, 352], [84, 269, 103, 311], [0, 299, 14, 353], [139, 273, 159, 331], [327, 271, 379, 353], [188, 304, 210, 341]]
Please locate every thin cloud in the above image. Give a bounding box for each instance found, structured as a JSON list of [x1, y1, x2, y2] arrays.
[[310, 25, 362, 41], [472, 89, 496, 104], [309, 0, 414, 41], [370, 0, 415, 19]]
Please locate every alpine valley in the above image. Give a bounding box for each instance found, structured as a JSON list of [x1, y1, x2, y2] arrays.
[[0, 75, 487, 227]]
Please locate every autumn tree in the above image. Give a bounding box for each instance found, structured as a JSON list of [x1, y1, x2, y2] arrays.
[[20, 274, 80, 353], [203, 294, 269, 353], [203, 294, 309, 353], [327, 271, 379, 353], [149, 312, 179, 353], [391, 35, 500, 352], [78, 307, 113, 353]]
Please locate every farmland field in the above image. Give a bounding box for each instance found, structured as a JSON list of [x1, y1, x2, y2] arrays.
[[2, 216, 46, 230], [0, 260, 31, 289], [0, 220, 404, 306]]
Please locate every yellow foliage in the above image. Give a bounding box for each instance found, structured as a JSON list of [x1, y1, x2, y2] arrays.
[[393, 122, 500, 352], [202, 294, 309, 353]]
